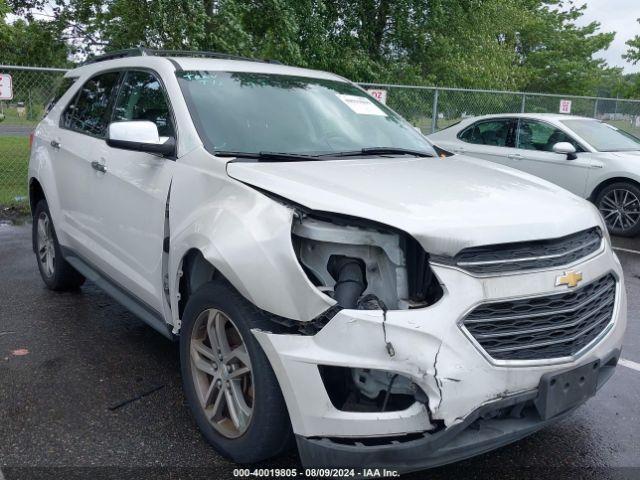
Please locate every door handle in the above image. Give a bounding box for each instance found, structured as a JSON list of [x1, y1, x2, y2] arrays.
[[50, 140, 61, 150], [508, 153, 523, 160], [91, 161, 107, 173]]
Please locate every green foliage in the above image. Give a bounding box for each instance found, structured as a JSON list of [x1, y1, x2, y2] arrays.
[[1, 0, 634, 97], [0, 0, 70, 66], [624, 19, 640, 65]]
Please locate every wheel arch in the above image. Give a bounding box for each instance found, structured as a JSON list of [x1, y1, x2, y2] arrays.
[[589, 176, 640, 202], [29, 177, 45, 216], [177, 248, 218, 320]]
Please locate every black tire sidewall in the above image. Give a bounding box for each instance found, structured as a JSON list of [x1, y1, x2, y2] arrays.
[[179, 281, 292, 463], [33, 199, 65, 289], [596, 182, 640, 237]]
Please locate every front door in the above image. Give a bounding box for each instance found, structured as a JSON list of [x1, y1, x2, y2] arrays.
[[91, 70, 176, 312], [514, 119, 592, 196]]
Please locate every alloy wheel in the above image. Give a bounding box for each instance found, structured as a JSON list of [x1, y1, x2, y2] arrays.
[[598, 188, 640, 232], [190, 308, 254, 438], [37, 211, 56, 277]]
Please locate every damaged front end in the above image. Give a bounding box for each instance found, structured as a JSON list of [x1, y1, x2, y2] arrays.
[[250, 207, 626, 471]]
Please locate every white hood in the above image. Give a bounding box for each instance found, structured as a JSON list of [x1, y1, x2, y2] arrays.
[[227, 155, 602, 256]]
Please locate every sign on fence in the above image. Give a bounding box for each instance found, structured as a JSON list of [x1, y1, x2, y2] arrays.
[[367, 89, 387, 104], [559, 99, 572, 114], [0, 74, 13, 100]]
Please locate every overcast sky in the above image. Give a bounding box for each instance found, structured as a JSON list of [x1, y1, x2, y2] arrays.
[[575, 0, 640, 73]]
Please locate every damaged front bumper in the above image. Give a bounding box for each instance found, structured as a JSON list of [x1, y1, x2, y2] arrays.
[[295, 349, 619, 472], [252, 247, 626, 470]]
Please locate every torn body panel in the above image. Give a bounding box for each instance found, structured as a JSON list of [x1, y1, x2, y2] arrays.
[[253, 246, 626, 438], [167, 148, 336, 331]]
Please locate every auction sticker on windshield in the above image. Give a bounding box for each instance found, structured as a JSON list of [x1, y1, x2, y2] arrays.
[[337, 94, 387, 116]]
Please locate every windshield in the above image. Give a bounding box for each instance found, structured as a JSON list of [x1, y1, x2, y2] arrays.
[[561, 119, 640, 152], [176, 71, 436, 157]]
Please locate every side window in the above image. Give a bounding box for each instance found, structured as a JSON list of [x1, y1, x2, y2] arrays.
[[61, 71, 121, 138], [459, 120, 514, 147], [517, 120, 583, 152], [45, 77, 77, 115], [113, 71, 174, 137]]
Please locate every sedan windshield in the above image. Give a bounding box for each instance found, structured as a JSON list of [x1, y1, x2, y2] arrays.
[[176, 71, 436, 157], [561, 119, 640, 152]]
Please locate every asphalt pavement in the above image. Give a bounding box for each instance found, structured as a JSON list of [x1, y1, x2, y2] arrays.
[[0, 125, 33, 137], [0, 222, 639, 480]]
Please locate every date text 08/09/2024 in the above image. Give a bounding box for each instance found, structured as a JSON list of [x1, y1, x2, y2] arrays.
[[233, 468, 400, 478]]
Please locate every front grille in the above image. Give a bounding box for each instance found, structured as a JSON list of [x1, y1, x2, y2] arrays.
[[454, 228, 602, 274], [462, 274, 616, 360]]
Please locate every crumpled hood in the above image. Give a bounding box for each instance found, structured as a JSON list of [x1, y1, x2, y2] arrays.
[[227, 155, 602, 256]]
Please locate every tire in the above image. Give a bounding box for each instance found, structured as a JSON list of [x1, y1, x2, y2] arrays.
[[595, 182, 640, 237], [179, 281, 293, 463], [32, 199, 85, 290]]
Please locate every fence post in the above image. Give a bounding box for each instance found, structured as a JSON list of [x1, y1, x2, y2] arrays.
[[593, 98, 599, 119], [614, 95, 619, 119], [431, 88, 439, 134], [521, 94, 526, 113]]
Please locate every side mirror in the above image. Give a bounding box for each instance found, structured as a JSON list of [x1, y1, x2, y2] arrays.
[[107, 121, 175, 157], [552, 141, 577, 160]]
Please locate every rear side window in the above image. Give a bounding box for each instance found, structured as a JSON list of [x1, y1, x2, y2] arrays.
[[61, 71, 121, 138], [459, 120, 515, 147], [112, 71, 174, 137], [45, 77, 77, 114]]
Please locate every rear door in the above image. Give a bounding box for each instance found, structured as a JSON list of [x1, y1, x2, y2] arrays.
[[514, 119, 592, 196], [52, 71, 122, 258], [454, 118, 521, 166], [89, 69, 176, 311]]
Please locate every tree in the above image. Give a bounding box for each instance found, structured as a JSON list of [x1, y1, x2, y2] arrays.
[[624, 19, 640, 65], [3, 0, 623, 96], [0, 0, 70, 66]]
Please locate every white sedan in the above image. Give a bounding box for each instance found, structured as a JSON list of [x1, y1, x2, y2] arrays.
[[429, 113, 640, 236]]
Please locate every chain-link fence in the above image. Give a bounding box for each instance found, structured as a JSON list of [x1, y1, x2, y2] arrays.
[[0, 65, 68, 207], [359, 82, 640, 138], [2, 64, 640, 209]]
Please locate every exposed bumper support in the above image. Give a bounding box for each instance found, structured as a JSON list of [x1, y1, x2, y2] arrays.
[[296, 349, 619, 473]]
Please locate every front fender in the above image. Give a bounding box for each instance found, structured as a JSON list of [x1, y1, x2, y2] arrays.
[[168, 150, 335, 330]]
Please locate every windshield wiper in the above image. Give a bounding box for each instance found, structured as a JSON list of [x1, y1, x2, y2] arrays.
[[318, 147, 434, 158], [215, 151, 322, 162]]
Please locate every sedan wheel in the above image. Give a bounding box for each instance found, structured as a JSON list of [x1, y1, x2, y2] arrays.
[[190, 308, 254, 438], [597, 183, 640, 236]]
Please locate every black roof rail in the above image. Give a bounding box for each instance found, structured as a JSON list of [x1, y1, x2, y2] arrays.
[[82, 47, 282, 66]]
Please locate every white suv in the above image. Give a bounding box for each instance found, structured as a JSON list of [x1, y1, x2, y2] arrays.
[[28, 49, 626, 472]]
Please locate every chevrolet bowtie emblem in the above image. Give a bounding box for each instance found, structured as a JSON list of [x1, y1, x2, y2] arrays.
[[555, 271, 583, 288]]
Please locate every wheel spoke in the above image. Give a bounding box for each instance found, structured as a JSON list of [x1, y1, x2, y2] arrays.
[[190, 308, 253, 438], [204, 379, 222, 408], [193, 341, 217, 362], [224, 387, 241, 429], [225, 345, 250, 366], [214, 313, 232, 357], [228, 365, 251, 379], [192, 354, 218, 376]]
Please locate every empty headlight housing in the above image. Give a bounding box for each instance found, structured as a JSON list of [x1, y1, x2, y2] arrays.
[[291, 212, 443, 311]]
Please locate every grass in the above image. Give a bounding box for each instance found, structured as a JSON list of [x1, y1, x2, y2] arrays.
[[0, 106, 41, 127], [606, 120, 640, 139], [0, 136, 30, 207]]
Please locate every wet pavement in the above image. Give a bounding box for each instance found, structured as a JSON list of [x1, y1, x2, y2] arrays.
[[0, 222, 639, 479]]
